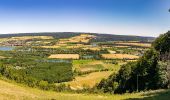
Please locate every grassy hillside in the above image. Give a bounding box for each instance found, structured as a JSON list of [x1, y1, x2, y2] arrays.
[[0, 79, 170, 100]]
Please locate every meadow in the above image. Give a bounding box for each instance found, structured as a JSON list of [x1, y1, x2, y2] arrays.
[[0, 79, 170, 100]]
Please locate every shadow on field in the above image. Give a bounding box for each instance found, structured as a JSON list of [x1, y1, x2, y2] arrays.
[[125, 89, 170, 100]]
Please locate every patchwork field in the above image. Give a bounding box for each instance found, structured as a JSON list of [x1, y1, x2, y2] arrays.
[[101, 54, 139, 59]]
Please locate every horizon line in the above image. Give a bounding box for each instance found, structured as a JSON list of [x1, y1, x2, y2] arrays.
[[0, 31, 157, 38]]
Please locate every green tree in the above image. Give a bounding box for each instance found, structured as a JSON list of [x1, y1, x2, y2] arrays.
[[152, 31, 170, 54]]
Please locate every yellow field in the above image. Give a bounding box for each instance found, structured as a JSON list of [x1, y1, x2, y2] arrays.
[[108, 50, 116, 54], [101, 54, 139, 59], [0, 36, 53, 43], [12, 36, 53, 39], [115, 42, 151, 48], [83, 47, 101, 51], [0, 56, 6, 59], [114, 46, 130, 48], [48, 54, 79, 59], [67, 71, 113, 90], [41, 46, 60, 48]]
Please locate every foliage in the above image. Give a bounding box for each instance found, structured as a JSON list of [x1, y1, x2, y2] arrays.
[[152, 31, 170, 54], [97, 31, 170, 94]]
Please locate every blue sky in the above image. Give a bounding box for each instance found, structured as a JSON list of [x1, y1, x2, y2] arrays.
[[0, 0, 169, 36]]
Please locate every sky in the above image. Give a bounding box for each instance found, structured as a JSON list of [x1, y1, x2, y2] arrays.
[[0, 0, 169, 37]]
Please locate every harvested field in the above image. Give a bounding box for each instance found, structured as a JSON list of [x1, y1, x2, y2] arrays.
[[83, 47, 101, 51], [41, 46, 60, 48], [108, 50, 116, 54], [0, 56, 6, 59], [101, 54, 139, 59], [67, 71, 113, 89], [48, 54, 79, 59], [115, 42, 151, 48], [58, 34, 96, 44], [114, 46, 130, 48], [11, 36, 53, 40]]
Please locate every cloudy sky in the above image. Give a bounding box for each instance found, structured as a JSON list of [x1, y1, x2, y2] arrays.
[[0, 0, 169, 36]]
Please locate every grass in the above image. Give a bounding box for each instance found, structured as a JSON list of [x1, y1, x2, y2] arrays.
[[0, 79, 170, 100]]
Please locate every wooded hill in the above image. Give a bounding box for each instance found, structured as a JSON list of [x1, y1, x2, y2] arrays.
[[97, 31, 170, 93]]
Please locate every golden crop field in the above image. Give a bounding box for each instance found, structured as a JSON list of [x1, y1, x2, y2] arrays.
[[101, 54, 139, 59], [114, 46, 130, 48], [48, 54, 80, 59], [0, 36, 53, 43], [115, 42, 151, 48], [0, 56, 7, 59], [67, 71, 113, 90], [83, 47, 101, 51], [41, 46, 61, 48], [108, 50, 116, 54], [58, 34, 96, 44]]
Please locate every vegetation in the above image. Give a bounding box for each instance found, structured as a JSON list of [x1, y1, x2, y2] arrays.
[[0, 33, 157, 95], [0, 79, 170, 100], [97, 31, 170, 94]]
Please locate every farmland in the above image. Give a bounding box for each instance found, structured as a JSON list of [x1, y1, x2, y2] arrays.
[[68, 71, 113, 89], [0, 33, 152, 90], [49, 54, 80, 59], [0, 32, 156, 99], [101, 54, 139, 59], [114, 42, 151, 48]]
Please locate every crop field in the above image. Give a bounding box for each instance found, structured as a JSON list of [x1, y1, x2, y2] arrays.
[[58, 34, 96, 44], [0, 56, 6, 59], [0, 36, 53, 41], [115, 42, 151, 48], [70, 59, 123, 89], [67, 71, 113, 89], [83, 47, 101, 51], [73, 60, 122, 72], [48, 54, 80, 59], [114, 45, 130, 48], [101, 54, 139, 59], [41, 45, 61, 48]]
